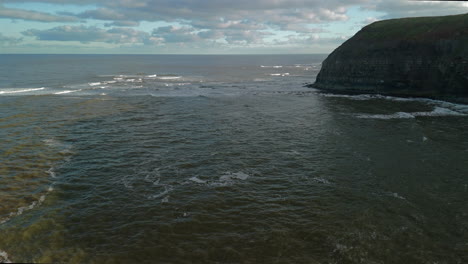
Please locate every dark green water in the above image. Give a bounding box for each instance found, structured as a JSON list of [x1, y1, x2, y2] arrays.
[[0, 55, 467, 263]]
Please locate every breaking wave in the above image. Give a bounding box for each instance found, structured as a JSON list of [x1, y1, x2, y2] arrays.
[[269, 73, 290, 77], [186, 171, 250, 187], [0, 250, 12, 263], [0, 87, 45, 94], [356, 107, 466, 119], [0, 138, 73, 225]]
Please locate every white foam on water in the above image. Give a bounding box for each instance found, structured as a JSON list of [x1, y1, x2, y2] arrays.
[[158, 76, 181, 80], [0, 138, 74, 225], [219, 171, 250, 182], [321, 93, 392, 101], [111, 74, 132, 78], [188, 176, 207, 184], [319, 91, 468, 119], [42, 139, 73, 154], [0, 250, 12, 263], [377, 191, 406, 200], [310, 177, 331, 185], [148, 185, 173, 200], [320, 92, 468, 113], [261, 65, 283, 68], [163, 82, 191, 87], [334, 243, 350, 253], [356, 112, 416, 120], [321, 93, 435, 102], [356, 107, 466, 120], [144, 171, 161, 186], [413, 107, 466, 117], [0, 188, 51, 225], [146, 74, 158, 78], [282, 150, 300, 155], [46, 167, 56, 178], [0, 87, 45, 94], [391, 192, 406, 200], [184, 172, 250, 187], [122, 176, 133, 189], [88, 82, 101, 86], [269, 73, 290, 77], [54, 90, 80, 95], [42, 138, 61, 147]]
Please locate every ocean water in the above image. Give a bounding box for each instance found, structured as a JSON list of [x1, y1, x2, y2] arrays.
[[0, 54, 467, 263]]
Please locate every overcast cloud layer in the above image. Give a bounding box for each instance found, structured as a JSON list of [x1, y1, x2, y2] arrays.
[[0, 0, 467, 53]]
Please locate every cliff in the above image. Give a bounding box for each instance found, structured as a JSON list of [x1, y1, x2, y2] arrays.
[[312, 13, 468, 103]]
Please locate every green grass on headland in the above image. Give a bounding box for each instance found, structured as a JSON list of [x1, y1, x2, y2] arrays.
[[355, 13, 468, 41]]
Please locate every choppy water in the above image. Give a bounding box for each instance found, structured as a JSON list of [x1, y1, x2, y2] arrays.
[[0, 54, 467, 263]]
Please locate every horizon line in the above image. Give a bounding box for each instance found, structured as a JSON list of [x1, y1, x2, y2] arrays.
[[0, 53, 329, 56]]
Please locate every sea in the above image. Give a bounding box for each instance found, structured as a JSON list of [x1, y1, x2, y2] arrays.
[[0, 54, 467, 263]]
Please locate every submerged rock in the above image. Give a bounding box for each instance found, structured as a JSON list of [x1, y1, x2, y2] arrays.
[[312, 13, 468, 103]]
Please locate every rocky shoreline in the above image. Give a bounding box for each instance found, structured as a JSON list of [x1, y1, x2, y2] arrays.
[[311, 13, 468, 103]]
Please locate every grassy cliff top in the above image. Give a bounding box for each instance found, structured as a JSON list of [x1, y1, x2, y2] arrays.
[[353, 13, 468, 42]]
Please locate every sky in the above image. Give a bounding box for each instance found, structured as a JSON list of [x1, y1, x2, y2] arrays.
[[0, 0, 467, 54]]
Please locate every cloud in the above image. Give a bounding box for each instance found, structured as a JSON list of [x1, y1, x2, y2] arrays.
[[191, 19, 266, 31], [363, 0, 468, 18], [77, 7, 126, 21], [21, 23, 273, 47], [0, 4, 78, 22], [274, 34, 349, 46], [22, 25, 156, 44], [104, 21, 140, 27], [151, 25, 274, 45], [30, 0, 361, 32], [67, 0, 357, 46], [223, 30, 272, 44], [152, 26, 201, 43], [4, 0, 468, 53], [91, 1, 355, 26], [0, 33, 23, 45], [197, 30, 224, 40], [363, 17, 379, 24], [278, 24, 327, 33], [3, 0, 467, 25]]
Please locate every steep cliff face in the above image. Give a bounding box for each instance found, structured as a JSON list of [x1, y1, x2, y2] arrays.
[[313, 13, 468, 102]]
